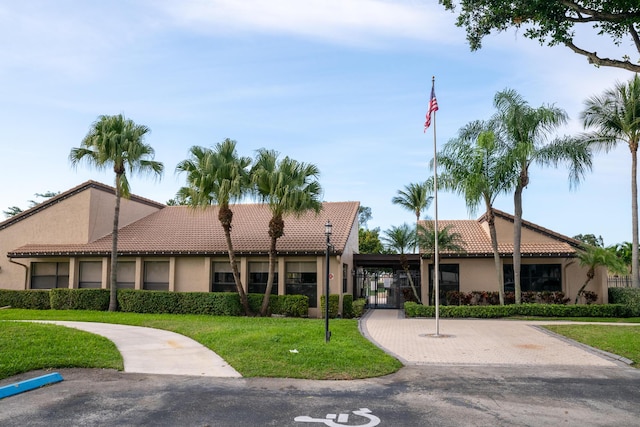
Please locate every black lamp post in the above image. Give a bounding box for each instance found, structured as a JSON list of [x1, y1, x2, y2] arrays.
[[324, 220, 332, 343]]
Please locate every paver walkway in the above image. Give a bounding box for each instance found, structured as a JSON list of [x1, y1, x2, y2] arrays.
[[30, 321, 242, 377], [361, 309, 630, 366]]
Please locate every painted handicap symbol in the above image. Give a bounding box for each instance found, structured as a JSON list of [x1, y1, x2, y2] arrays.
[[294, 408, 381, 427]]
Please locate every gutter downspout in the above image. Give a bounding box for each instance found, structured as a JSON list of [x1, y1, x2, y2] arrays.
[[8, 258, 29, 290]]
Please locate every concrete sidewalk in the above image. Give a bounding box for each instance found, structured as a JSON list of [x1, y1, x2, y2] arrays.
[[360, 309, 629, 367], [30, 321, 242, 377]]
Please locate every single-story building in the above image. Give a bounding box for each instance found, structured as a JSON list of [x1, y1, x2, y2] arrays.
[[0, 181, 359, 318], [0, 181, 606, 316]]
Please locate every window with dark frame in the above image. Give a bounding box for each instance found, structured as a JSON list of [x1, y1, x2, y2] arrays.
[[143, 261, 169, 291], [79, 261, 102, 289], [503, 264, 561, 292], [212, 262, 238, 293], [428, 264, 459, 305], [342, 263, 348, 294], [116, 261, 136, 289], [248, 261, 278, 294], [285, 262, 317, 307], [31, 262, 69, 289]]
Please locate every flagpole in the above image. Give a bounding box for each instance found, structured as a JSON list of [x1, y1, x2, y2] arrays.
[[431, 76, 440, 337]]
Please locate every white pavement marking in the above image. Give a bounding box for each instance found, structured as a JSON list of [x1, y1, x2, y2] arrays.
[[28, 321, 242, 377], [362, 310, 624, 366]]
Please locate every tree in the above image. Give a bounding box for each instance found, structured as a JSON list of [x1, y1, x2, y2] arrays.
[[574, 244, 628, 303], [439, 0, 640, 73], [381, 223, 421, 303], [359, 227, 384, 254], [358, 206, 372, 228], [437, 122, 515, 305], [417, 223, 466, 305], [492, 89, 592, 303], [391, 182, 433, 253], [3, 191, 60, 218], [251, 149, 323, 317], [70, 114, 164, 311], [573, 233, 605, 248], [176, 140, 253, 316], [613, 241, 633, 268], [581, 74, 640, 287]]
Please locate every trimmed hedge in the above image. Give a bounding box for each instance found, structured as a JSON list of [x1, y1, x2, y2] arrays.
[[342, 294, 354, 319], [247, 293, 309, 317], [609, 287, 640, 316], [0, 289, 51, 310], [320, 294, 340, 319], [404, 301, 633, 318], [352, 298, 367, 318], [50, 289, 110, 311]]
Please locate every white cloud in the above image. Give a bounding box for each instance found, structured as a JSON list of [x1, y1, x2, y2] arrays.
[[156, 0, 458, 46]]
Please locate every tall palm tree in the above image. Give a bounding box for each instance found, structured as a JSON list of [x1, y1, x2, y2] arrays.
[[381, 223, 421, 303], [437, 121, 515, 305], [70, 114, 164, 311], [492, 89, 593, 303], [391, 182, 433, 253], [574, 244, 628, 304], [251, 149, 323, 317], [175, 140, 253, 316], [581, 75, 640, 288]]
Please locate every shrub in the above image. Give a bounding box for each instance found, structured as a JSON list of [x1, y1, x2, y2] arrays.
[[320, 294, 340, 318], [352, 298, 367, 318], [342, 294, 354, 319], [178, 292, 243, 316], [0, 289, 51, 310], [247, 293, 309, 317], [609, 287, 640, 316], [50, 289, 110, 311], [404, 301, 631, 318]]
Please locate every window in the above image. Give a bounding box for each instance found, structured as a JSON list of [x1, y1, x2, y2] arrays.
[[248, 262, 278, 294], [31, 262, 69, 289], [117, 261, 136, 289], [143, 261, 169, 291], [286, 262, 317, 307], [212, 262, 238, 293], [429, 264, 459, 305], [342, 264, 348, 293], [503, 264, 561, 292], [79, 261, 102, 289]]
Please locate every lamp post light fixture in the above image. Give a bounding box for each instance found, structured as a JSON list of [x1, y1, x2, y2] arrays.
[[324, 220, 332, 343]]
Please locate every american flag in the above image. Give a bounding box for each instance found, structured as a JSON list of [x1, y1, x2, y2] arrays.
[[424, 83, 439, 132]]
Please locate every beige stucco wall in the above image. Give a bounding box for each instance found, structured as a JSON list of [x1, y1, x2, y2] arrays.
[[420, 256, 607, 304]]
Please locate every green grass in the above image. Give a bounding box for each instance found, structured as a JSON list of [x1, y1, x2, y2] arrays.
[[0, 321, 123, 379], [543, 324, 640, 367], [512, 316, 640, 323], [0, 310, 402, 380]]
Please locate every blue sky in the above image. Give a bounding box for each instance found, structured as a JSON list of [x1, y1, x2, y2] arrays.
[[0, 0, 635, 245]]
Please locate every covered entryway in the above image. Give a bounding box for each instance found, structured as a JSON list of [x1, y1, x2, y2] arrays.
[[353, 254, 421, 309]]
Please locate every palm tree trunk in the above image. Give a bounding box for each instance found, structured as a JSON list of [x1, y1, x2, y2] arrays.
[[485, 205, 504, 305], [574, 273, 594, 304], [632, 145, 639, 288], [219, 206, 251, 316], [224, 228, 250, 315], [109, 176, 121, 312], [513, 182, 524, 304], [260, 236, 278, 316]]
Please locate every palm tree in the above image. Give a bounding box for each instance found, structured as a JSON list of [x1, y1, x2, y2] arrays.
[[574, 244, 628, 304], [70, 114, 164, 311], [437, 121, 515, 304], [492, 89, 593, 303], [581, 75, 640, 288], [416, 222, 466, 305], [175, 140, 253, 316], [251, 149, 323, 317], [381, 223, 421, 303], [391, 182, 433, 253]]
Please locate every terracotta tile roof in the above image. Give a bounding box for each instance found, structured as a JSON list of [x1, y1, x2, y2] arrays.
[[9, 201, 359, 257], [0, 180, 164, 231], [420, 215, 578, 258]]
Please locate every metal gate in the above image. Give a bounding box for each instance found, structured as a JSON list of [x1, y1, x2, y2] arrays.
[[355, 269, 421, 309]]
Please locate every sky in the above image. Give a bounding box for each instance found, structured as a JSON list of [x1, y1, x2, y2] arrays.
[[0, 0, 636, 246]]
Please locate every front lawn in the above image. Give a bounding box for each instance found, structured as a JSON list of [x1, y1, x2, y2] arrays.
[[0, 309, 402, 380]]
